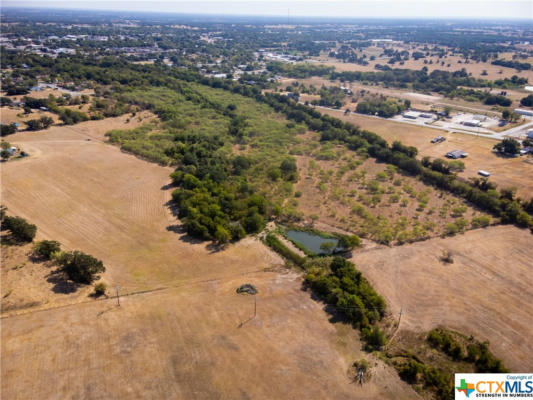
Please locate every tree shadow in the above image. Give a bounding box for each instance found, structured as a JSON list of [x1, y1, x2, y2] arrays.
[[161, 182, 175, 191], [166, 224, 185, 234], [178, 233, 204, 245], [302, 282, 353, 325], [164, 199, 180, 218], [206, 242, 225, 254], [46, 269, 82, 294], [492, 152, 519, 159]]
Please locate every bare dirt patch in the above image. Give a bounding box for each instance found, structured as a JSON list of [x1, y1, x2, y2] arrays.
[[350, 225, 533, 371]]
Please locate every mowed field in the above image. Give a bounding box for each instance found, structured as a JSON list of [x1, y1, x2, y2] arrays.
[[318, 108, 533, 199], [1, 120, 417, 399], [351, 225, 533, 371], [1, 270, 417, 400]]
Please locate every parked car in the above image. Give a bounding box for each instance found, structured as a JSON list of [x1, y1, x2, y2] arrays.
[[431, 136, 446, 143]]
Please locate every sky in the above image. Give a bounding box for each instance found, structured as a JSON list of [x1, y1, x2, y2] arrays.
[[2, 0, 532, 20]]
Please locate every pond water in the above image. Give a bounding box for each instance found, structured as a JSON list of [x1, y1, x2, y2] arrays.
[[286, 229, 339, 255]]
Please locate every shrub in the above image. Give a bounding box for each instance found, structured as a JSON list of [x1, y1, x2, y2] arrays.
[[471, 216, 491, 228], [33, 240, 61, 259], [3, 216, 37, 242], [265, 233, 305, 266], [439, 250, 454, 264], [362, 325, 387, 350], [93, 282, 107, 297]]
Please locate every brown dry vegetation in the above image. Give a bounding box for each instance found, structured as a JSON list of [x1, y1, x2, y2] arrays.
[[317, 108, 533, 199], [1, 120, 417, 399], [291, 142, 490, 243], [351, 225, 533, 371], [1, 270, 416, 400]]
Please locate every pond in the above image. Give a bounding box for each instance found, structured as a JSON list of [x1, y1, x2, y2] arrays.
[[286, 229, 339, 255]]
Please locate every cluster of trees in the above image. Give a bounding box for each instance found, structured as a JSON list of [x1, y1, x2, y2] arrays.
[[398, 360, 453, 400], [355, 97, 409, 118], [56, 251, 106, 284], [305, 257, 387, 348], [312, 86, 346, 108], [422, 156, 465, 174], [329, 45, 369, 65], [493, 138, 521, 155], [266, 61, 334, 78], [257, 93, 533, 230], [520, 94, 533, 107], [2, 213, 37, 242], [267, 61, 524, 105], [57, 108, 89, 125], [33, 238, 105, 284], [26, 116, 54, 131], [1, 124, 18, 137], [22, 95, 89, 125], [427, 328, 507, 372], [492, 59, 531, 71]]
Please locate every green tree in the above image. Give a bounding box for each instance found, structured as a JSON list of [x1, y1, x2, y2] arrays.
[[520, 94, 533, 107], [338, 234, 361, 249], [320, 241, 336, 255], [1, 150, 11, 160], [59, 251, 106, 284], [493, 138, 521, 155], [33, 240, 61, 259], [3, 216, 37, 242], [214, 225, 231, 244]]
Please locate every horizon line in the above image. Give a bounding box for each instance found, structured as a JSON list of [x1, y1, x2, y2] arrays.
[[2, 6, 533, 22]]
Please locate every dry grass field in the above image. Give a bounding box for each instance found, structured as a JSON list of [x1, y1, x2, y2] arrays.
[[1, 120, 417, 399], [292, 147, 491, 243], [1, 270, 417, 400], [350, 225, 533, 371], [317, 109, 533, 199], [313, 45, 533, 81], [0, 106, 61, 125]]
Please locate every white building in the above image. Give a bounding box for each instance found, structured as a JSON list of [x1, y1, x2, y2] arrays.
[[514, 108, 533, 117]]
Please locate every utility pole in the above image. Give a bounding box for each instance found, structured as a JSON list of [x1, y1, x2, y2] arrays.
[[115, 286, 120, 306], [254, 295, 257, 318], [398, 307, 403, 326]]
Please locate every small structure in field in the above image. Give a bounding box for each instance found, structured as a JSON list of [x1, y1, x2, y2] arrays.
[[236, 284, 258, 295], [478, 170, 491, 177], [446, 150, 468, 159]]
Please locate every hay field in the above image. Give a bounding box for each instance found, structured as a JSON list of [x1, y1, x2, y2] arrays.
[[350, 225, 533, 371], [1, 120, 277, 293], [1, 270, 417, 400], [318, 109, 533, 199], [1, 121, 417, 399]]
